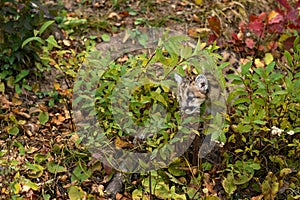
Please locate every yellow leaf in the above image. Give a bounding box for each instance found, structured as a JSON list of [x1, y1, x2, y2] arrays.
[[195, 0, 202, 5], [264, 53, 274, 65], [54, 81, 61, 91], [0, 82, 5, 94], [115, 136, 130, 149], [268, 10, 278, 21], [254, 59, 264, 68]]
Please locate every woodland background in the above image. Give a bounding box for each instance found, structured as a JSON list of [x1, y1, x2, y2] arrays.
[[0, 0, 299, 199]]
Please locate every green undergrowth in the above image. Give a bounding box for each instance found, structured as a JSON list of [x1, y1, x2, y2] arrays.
[[1, 0, 300, 199]]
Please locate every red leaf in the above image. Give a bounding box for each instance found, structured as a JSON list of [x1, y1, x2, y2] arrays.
[[287, 9, 299, 22], [118, 11, 129, 18], [248, 20, 265, 36], [276, 0, 291, 10], [207, 33, 218, 44], [268, 23, 284, 33], [258, 45, 265, 51], [283, 36, 296, 50], [245, 38, 256, 49], [208, 16, 221, 35], [288, 24, 300, 31], [258, 12, 267, 21], [249, 15, 258, 22], [231, 33, 239, 41], [239, 21, 247, 32]]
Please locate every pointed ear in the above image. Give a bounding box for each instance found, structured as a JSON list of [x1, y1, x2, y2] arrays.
[[174, 73, 183, 84]]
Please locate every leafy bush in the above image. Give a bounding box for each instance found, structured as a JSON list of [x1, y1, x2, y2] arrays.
[[0, 0, 57, 95], [208, 0, 300, 57], [223, 36, 300, 199], [0, 0, 47, 73]]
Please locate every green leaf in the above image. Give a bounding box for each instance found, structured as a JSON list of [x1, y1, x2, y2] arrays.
[[272, 90, 288, 96], [68, 186, 85, 200], [23, 179, 39, 191], [71, 164, 92, 182], [14, 141, 25, 156], [46, 35, 61, 48], [262, 172, 279, 198], [202, 162, 213, 171], [253, 67, 264, 78], [253, 98, 265, 106], [284, 50, 293, 67], [39, 20, 55, 35], [43, 194, 51, 200], [9, 126, 19, 135], [151, 91, 168, 106], [226, 74, 242, 81], [39, 111, 49, 125], [47, 161, 67, 173], [180, 46, 193, 59], [26, 162, 44, 178], [101, 33, 110, 42], [237, 124, 252, 133], [14, 70, 29, 83], [279, 168, 292, 177], [22, 37, 44, 48], [233, 170, 254, 185], [137, 33, 148, 48], [132, 189, 143, 199], [222, 173, 237, 196], [235, 149, 244, 153], [265, 61, 275, 74], [165, 171, 184, 185], [253, 120, 266, 125], [241, 61, 252, 76], [34, 153, 50, 163], [11, 181, 21, 195], [233, 98, 250, 106], [168, 160, 186, 176]]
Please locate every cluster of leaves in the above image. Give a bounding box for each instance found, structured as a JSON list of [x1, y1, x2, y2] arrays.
[[221, 37, 300, 199], [207, 0, 300, 57], [71, 30, 227, 199], [0, 0, 51, 93], [0, 0, 96, 95], [0, 0, 44, 71], [82, 31, 215, 158], [1, 0, 300, 199]]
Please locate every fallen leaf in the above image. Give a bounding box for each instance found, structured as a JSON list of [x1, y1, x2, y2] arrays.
[[108, 12, 121, 20], [268, 11, 283, 24], [264, 53, 274, 65], [254, 58, 265, 68], [63, 39, 71, 46], [245, 38, 256, 49], [207, 16, 221, 35], [192, 14, 201, 23], [115, 136, 131, 149], [251, 195, 263, 200], [12, 97, 22, 106], [194, 0, 202, 5], [202, 173, 216, 195]]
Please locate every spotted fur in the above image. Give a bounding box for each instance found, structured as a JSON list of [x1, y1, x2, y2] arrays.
[[175, 51, 240, 114], [174, 73, 209, 114]]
